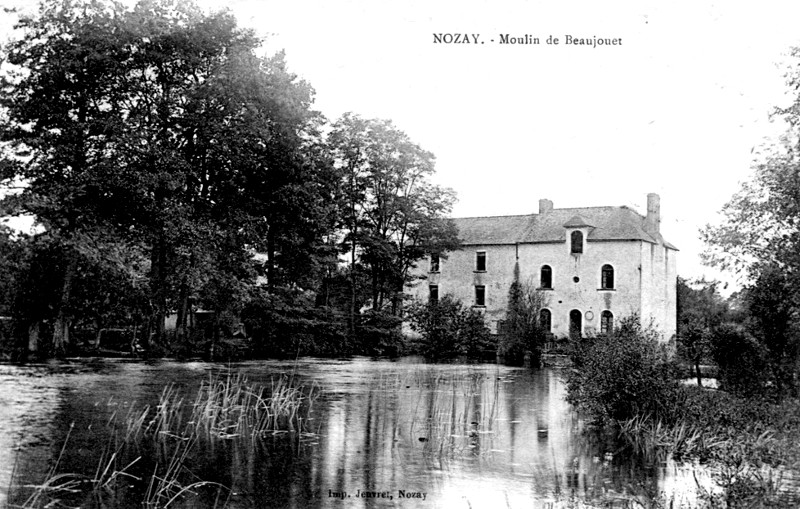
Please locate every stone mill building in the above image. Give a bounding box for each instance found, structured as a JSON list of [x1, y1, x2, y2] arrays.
[[409, 193, 678, 340]]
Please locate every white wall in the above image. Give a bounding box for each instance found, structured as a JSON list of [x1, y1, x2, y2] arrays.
[[409, 238, 678, 338]]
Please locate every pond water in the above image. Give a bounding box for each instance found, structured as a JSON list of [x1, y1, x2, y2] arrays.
[[0, 358, 704, 508]]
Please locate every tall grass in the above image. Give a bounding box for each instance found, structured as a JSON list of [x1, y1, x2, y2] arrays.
[[191, 372, 315, 439], [10, 370, 317, 509], [617, 393, 800, 508], [398, 367, 501, 459], [619, 415, 708, 463]]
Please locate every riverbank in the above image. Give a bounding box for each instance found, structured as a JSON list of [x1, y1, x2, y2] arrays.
[[1, 358, 708, 508], [617, 385, 800, 507]]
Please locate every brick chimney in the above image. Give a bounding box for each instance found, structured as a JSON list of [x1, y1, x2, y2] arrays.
[[539, 198, 553, 214], [645, 193, 660, 233]]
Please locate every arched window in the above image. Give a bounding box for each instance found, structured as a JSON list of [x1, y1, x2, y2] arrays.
[[601, 310, 614, 335], [570, 231, 583, 254], [569, 309, 582, 339], [601, 264, 614, 289], [539, 309, 551, 332], [540, 265, 552, 289]]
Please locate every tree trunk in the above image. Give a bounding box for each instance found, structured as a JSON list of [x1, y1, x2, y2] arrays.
[[150, 229, 168, 348], [175, 284, 190, 342], [371, 271, 379, 312], [694, 360, 703, 388], [93, 319, 102, 349], [350, 242, 358, 343], [28, 321, 40, 355], [52, 255, 77, 356], [266, 226, 276, 291], [210, 308, 220, 362]]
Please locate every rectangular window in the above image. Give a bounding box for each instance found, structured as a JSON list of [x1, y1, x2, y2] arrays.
[[475, 285, 485, 306], [429, 284, 438, 303], [430, 254, 440, 272], [475, 251, 486, 271]]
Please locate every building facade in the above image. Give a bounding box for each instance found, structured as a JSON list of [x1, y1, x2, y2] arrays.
[[408, 193, 678, 340]]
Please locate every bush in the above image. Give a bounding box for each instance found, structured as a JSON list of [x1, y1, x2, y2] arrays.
[[565, 315, 683, 423], [710, 323, 769, 397], [355, 310, 405, 357], [406, 295, 494, 361], [242, 288, 352, 358]]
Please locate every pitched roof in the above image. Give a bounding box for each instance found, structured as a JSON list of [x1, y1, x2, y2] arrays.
[[563, 215, 594, 228], [453, 206, 678, 249]]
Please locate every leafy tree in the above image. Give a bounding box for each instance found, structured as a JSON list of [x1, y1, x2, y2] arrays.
[[242, 287, 350, 358], [741, 264, 799, 398], [1, 0, 334, 354], [328, 113, 459, 340], [700, 50, 800, 284], [500, 262, 549, 366], [0, 0, 141, 353], [407, 294, 493, 361], [701, 48, 800, 397], [0, 225, 29, 317], [710, 323, 769, 397], [676, 277, 730, 387]]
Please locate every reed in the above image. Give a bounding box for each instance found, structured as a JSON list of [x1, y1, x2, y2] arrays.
[[402, 368, 501, 459], [619, 415, 706, 462], [190, 371, 316, 440], [618, 406, 800, 508], [16, 424, 143, 509], [10, 369, 317, 508]]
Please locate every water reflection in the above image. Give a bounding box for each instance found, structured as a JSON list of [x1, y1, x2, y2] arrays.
[[0, 358, 694, 508]]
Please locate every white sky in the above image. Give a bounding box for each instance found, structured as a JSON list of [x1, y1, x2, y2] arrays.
[[5, 0, 800, 292]]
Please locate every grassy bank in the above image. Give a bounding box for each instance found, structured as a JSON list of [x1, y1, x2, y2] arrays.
[[617, 387, 800, 508]]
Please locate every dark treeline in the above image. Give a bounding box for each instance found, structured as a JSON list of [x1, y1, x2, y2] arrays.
[[0, 0, 458, 359]]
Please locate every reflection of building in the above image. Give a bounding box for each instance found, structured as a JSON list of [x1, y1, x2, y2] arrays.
[[409, 194, 677, 340]]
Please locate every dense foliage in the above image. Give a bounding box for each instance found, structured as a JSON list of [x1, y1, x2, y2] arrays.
[[676, 277, 728, 386], [0, 0, 458, 359], [406, 295, 493, 361], [499, 263, 548, 366], [566, 315, 683, 423], [701, 49, 800, 399]]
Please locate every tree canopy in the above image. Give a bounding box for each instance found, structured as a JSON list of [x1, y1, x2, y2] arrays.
[[701, 48, 800, 398], [0, 0, 459, 358]]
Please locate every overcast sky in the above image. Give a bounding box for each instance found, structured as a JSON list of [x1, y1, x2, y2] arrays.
[[207, 0, 798, 292], [5, 0, 800, 292]]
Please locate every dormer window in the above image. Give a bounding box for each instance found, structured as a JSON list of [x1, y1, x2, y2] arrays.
[[430, 254, 440, 272], [570, 231, 583, 254]]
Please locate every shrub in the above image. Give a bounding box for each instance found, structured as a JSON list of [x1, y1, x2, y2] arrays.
[[710, 323, 769, 397], [242, 288, 351, 358], [565, 315, 683, 423], [406, 295, 493, 361], [356, 310, 405, 357]]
